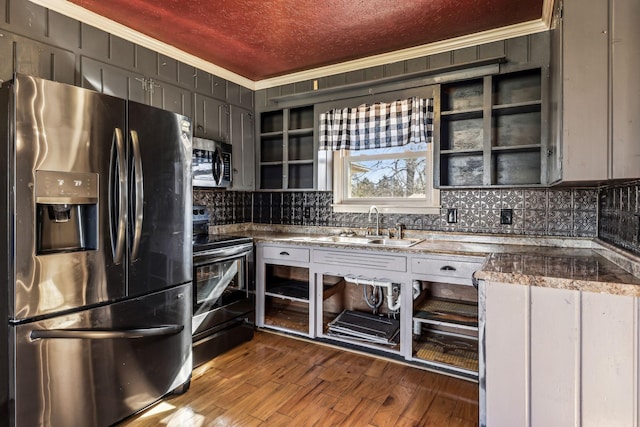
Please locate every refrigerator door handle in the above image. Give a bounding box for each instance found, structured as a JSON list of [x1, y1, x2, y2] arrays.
[[110, 127, 127, 265], [30, 324, 184, 340], [130, 130, 144, 262]]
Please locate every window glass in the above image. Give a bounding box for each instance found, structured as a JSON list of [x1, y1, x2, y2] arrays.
[[331, 142, 439, 214]]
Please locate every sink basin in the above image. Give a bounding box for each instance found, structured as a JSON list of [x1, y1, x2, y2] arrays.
[[367, 238, 423, 247], [284, 236, 322, 242], [282, 235, 422, 247], [317, 236, 374, 244]]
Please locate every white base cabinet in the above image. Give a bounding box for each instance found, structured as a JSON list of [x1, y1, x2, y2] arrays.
[[256, 244, 314, 336], [256, 242, 483, 380], [481, 280, 639, 426]]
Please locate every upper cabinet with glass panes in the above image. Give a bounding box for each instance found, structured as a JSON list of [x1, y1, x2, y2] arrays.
[[436, 68, 545, 187], [259, 106, 315, 190]]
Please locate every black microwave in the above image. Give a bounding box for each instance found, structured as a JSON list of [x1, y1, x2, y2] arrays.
[[192, 137, 232, 188]]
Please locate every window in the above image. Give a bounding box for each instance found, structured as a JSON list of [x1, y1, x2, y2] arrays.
[[331, 142, 440, 214], [316, 90, 440, 213]]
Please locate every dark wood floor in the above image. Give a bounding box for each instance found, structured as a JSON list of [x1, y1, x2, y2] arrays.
[[120, 331, 479, 427]]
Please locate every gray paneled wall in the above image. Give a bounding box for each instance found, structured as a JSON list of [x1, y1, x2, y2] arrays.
[[0, 0, 253, 112]]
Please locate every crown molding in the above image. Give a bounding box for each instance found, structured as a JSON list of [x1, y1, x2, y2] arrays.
[[254, 18, 549, 90], [29, 0, 554, 92], [541, 0, 556, 28]]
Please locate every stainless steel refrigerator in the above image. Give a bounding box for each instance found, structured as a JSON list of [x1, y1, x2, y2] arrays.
[[0, 74, 193, 427]]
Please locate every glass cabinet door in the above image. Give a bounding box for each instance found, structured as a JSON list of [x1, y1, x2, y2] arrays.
[[259, 106, 315, 190]]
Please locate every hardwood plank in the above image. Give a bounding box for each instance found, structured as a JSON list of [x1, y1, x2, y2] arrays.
[[400, 384, 438, 421], [260, 411, 294, 427], [119, 331, 478, 427], [340, 397, 383, 426], [346, 374, 396, 404], [395, 415, 424, 427], [212, 378, 260, 410], [311, 409, 347, 427], [364, 358, 389, 378], [418, 395, 458, 426], [276, 379, 330, 418], [448, 416, 479, 427], [370, 384, 415, 426], [332, 393, 363, 415]]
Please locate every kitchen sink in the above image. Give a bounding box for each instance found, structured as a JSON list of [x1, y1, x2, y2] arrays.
[[282, 235, 423, 247], [366, 238, 423, 247], [318, 236, 374, 244]]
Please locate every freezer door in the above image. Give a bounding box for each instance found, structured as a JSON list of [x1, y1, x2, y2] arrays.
[[13, 284, 192, 427], [10, 74, 127, 320], [126, 101, 192, 296]]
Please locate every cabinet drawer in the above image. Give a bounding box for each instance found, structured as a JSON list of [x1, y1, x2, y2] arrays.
[[314, 250, 406, 272], [412, 257, 481, 282], [262, 245, 310, 263]]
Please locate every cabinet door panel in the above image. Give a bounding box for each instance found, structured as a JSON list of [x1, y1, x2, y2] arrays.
[[485, 282, 528, 427], [80, 57, 146, 103], [48, 11, 80, 52], [7, 0, 47, 40], [582, 292, 635, 426], [230, 106, 255, 191], [561, 0, 608, 181], [193, 94, 229, 141], [611, 0, 640, 179], [150, 79, 192, 117], [15, 36, 75, 85], [0, 33, 13, 84], [530, 287, 579, 427]]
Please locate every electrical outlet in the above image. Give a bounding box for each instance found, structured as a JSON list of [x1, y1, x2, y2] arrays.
[[500, 208, 513, 225], [447, 208, 457, 223]]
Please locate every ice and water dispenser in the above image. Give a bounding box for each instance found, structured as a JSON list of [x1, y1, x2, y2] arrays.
[[35, 170, 98, 254]]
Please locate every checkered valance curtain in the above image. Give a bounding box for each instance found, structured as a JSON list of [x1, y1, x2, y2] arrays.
[[318, 97, 433, 150]]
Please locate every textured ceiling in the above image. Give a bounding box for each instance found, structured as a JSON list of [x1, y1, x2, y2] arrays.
[[68, 0, 544, 81]]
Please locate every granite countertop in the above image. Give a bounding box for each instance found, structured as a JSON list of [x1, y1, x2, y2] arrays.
[[475, 247, 640, 296], [212, 224, 640, 297]]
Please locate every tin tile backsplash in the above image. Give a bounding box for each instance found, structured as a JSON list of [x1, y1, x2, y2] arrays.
[[196, 187, 599, 238], [193, 189, 252, 225], [599, 180, 640, 254], [194, 183, 640, 255]]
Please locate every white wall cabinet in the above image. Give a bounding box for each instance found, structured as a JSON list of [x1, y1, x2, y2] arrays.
[[549, 0, 640, 183], [480, 280, 639, 426]]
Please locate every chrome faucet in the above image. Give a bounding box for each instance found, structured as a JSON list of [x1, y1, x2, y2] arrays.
[[368, 205, 380, 236]]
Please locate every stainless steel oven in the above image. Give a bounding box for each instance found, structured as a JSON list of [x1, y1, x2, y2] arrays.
[[192, 207, 254, 367]]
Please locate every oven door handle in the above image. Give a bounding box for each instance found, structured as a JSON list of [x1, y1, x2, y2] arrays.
[[194, 251, 253, 266], [194, 246, 253, 264]]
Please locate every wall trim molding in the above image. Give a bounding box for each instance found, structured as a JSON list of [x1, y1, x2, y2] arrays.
[[255, 19, 549, 90], [30, 0, 554, 91]]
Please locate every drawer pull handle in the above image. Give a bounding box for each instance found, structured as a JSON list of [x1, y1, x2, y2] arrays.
[[279, 251, 290, 256], [440, 265, 456, 271]]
